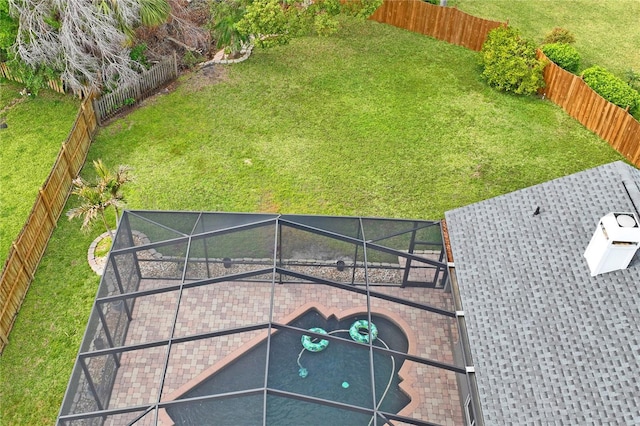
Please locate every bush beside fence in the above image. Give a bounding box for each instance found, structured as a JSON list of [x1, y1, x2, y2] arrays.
[[370, 0, 504, 51], [0, 63, 66, 95], [539, 50, 640, 165], [0, 63, 93, 98], [93, 54, 178, 124], [371, 0, 639, 167], [0, 99, 97, 354]]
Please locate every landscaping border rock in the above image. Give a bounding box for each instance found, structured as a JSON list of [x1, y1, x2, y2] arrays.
[[88, 230, 154, 275], [201, 43, 254, 66], [88, 232, 111, 276]]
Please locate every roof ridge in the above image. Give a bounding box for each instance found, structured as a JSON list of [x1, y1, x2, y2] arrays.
[[616, 162, 640, 217]]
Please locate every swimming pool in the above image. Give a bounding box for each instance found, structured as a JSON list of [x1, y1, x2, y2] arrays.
[[166, 309, 410, 425]]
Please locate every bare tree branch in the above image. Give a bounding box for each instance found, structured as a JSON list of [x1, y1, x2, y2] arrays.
[[165, 0, 209, 52], [11, 0, 144, 92]]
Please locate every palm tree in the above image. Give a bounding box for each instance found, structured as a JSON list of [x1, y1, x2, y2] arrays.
[[210, 0, 249, 56], [93, 159, 134, 224], [96, 0, 170, 42], [66, 177, 118, 239], [66, 160, 134, 237], [138, 0, 171, 28]]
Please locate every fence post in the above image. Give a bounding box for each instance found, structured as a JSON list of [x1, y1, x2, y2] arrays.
[[61, 144, 76, 180], [11, 243, 34, 281], [93, 98, 102, 126], [39, 189, 57, 228], [173, 51, 178, 78], [80, 101, 91, 144], [0, 63, 9, 79], [87, 95, 97, 133], [135, 79, 142, 101]]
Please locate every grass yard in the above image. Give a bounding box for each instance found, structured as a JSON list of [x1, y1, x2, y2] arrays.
[[452, 0, 640, 77], [0, 80, 80, 266], [87, 18, 623, 219], [0, 17, 626, 425]]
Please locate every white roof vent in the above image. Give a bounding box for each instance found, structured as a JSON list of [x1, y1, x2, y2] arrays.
[[584, 212, 640, 276]]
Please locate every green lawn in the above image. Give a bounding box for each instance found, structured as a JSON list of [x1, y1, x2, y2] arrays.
[[0, 17, 625, 425], [452, 0, 640, 77], [0, 80, 80, 267], [89, 19, 622, 218]]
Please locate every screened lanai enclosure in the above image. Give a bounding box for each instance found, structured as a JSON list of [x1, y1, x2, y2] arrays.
[[58, 211, 480, 426]]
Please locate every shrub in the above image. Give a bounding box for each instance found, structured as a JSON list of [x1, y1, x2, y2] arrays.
[[313, 12, 339, 36], [3, 59, 58, 95], [344, 0, 384, 19], [130, 43, 150, 70], [308, 0, 382, 26], [582, 66, 640, 114], [236, 0, 290, 47], [228, 0, 382, 48], [317, 0, 343, 16], [543, 27, 576, 45], [0, 0, 18, 61], [541, 43, 580, 73], [626, 68, 640, 92], [480, 26, 546, 95], [209, 0, 249, 54], [182, 51, 203, 69], [287, 4, 340, 38]]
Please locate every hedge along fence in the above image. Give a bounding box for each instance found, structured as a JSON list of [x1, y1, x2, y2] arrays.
[[0, 62, 66, 95], [0, 63, 93, 99], [93, 53, 178, 124], [538, 50, 640, 166], [370, 0, 504, 51], [0, 98, 97, 354], [370, 0, 639, 166]]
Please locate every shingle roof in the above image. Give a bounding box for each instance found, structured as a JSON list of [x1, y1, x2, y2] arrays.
[[445, 161, 640, 425]]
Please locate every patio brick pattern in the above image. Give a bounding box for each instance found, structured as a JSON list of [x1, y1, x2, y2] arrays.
[[107, 275, 464, 426]]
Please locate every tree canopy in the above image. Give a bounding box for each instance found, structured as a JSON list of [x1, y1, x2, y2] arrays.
[[8, 0, 170, 92], [211, 0, 383, 51], [5, 0, 382, 93]]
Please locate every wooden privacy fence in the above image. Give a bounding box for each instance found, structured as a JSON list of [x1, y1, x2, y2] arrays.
[[370, 0, 503, 51], [0, 54, 178, 352], [93, 54, 178, 124], [0, 98, 97, 354], [538, 50, 640, 166]]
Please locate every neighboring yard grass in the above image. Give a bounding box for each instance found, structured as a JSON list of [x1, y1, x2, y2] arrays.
[[0, 80, 80, 266], [452, 0, 640, 77], [0, 18, 625, 425]]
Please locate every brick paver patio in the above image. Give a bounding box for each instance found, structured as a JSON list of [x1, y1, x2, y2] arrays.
[[105, 272, 464, 426]]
